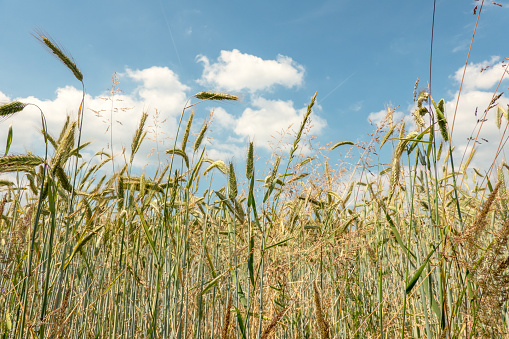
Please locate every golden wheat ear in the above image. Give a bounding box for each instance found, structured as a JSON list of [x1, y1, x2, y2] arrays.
[[33, 31, 83, 82]]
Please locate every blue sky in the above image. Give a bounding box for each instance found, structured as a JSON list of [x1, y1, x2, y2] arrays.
[[1, 0, 508, 176]]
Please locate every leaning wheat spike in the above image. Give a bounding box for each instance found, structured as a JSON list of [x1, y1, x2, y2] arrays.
[[0, 101, 27, 118], [313, 281, 330, 339], [52, 121, 77, 167], [246, 142, 254, 179], [388, 129, 416, 198], [0, 154, 44, 174], [194, 122, 208, 152], [181, 111, 194, 152], [228, 162, 237, 200], [462, 148, 476, 172], [437, 140, 443, 161], [221, 292, 233, 339], [330, 140, 354, 151], [260, 306, 290, 339], [117, 176, 125, 211], [27, 173, 38, 195], [53, 164, 73, 193], [131, 112, 149, 163], [195, 91, 238, 101], [389, 158, 401, 199], [37, 34, 83, 82]]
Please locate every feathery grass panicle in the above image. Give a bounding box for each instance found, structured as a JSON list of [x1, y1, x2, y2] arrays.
[[313, 281, 330, 339], [36, 33, 83, 82], [131, 112, 148, 163], [463, 181, 502, 253], [181, 111, 194, 152], [194, 91, 238, 101], [0, 101, 27, 118]]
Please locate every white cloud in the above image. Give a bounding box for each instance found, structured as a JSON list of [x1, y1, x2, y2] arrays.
[[124, 66, 190, 115], [212, 106, 235, 128], [451, 56, 507, 91], [445, 90, 509, 171], [197, 49, 305, 92], [0, 66, 190, 170], [234, 96, 325, 150], [367, 106, 410, 128], [446, 57, 509, 170]]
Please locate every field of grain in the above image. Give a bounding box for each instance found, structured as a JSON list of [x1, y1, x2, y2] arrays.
[[1, 28, 509, 339]]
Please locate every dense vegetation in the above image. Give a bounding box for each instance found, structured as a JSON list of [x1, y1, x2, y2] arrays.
[[1, 27, 509, 338]]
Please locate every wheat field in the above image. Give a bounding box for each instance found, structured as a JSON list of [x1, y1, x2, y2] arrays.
[[1, 24, 509, 339]]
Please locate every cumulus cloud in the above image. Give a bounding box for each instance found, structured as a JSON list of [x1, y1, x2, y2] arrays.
[[196, 49, 305, 92], [202, 96, 327, 159], [446, 57, 509, 170], [236, 97, 325, 149], [0, 66, 190, 170], [451, 56, 507, 91], [125, 66, 190, 115]]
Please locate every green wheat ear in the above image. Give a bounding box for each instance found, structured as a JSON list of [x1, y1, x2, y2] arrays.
[[0, 101, 27, 118], [246, 142, 254, 179], [194, 91, 238, 101], [35, 33, 83, 82], [228, 162, 237, 200], [181, 111, 194, 152], [131, 112, 148, 163], [194, 122, 208, 152]]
